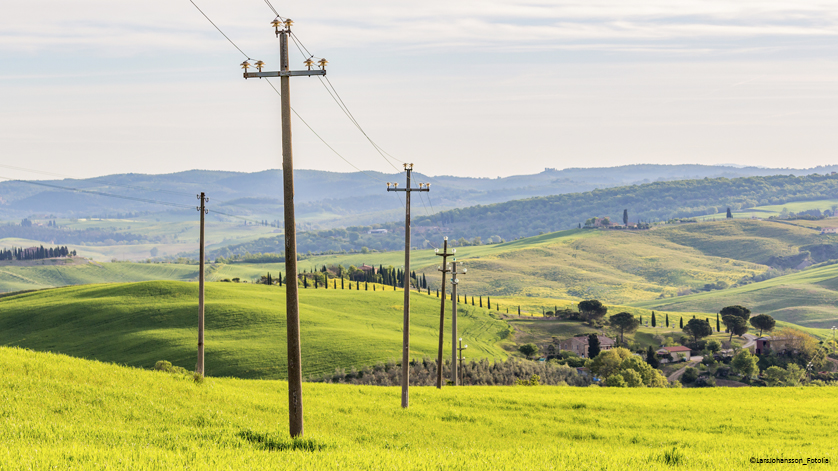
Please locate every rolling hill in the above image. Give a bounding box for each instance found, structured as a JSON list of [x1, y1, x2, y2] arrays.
[[632, 262, 838, 330], [0, 280, 510, 379]]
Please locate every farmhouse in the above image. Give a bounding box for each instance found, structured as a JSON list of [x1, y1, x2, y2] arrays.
[[367, 229, 388, 234], [821, 227, 838, 234], [754, 336, 794, 355], [558, 335, 614, 358], [656, 346, 692, 361]]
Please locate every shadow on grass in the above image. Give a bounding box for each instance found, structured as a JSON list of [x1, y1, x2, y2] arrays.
[[237, 429, 329, 452]]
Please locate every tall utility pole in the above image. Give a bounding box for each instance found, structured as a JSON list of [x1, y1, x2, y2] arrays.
[[196, 192, 208, 376], [387, 165, 429, 408], [435, 238, 453, 388], [243, 18, 327, 437], [450, 260, 466, 385]]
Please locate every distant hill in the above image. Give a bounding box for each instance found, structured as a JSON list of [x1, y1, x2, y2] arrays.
[[3, 164, 837, 228], [205, 173, 838, 256]]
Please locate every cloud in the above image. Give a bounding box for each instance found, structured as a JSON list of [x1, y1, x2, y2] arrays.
[[2, 0, 837, 56]]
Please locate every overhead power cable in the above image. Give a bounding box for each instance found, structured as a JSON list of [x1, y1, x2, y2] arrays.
[[188, 0, 251, 60], [0, 176, 195, 210], [0, 163, 196, 198]]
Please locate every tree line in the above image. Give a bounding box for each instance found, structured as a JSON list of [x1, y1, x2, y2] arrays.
[[0, 245, 76, 261]]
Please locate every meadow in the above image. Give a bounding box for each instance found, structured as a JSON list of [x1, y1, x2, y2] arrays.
[[633, 262, 838, 331], [0, 281, 509, 379], [1, 346, 835, 470]]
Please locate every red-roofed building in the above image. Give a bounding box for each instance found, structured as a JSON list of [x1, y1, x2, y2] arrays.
[[657, 346, 692, 362]]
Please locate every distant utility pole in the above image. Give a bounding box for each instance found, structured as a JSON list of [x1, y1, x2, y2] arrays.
[[196, 192, 208, 376], [242, 18, 327, 437], [435, 238, 453, 388], [386, 164, 429, 408], [451, 260, 466, 385], [458, 338, 468, 385]]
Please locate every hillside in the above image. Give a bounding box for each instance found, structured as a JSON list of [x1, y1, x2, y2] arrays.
[[633, 262, 838, 330], [5, 164, 835, 222], [0, 281, 509, 378], [412, 173, 838, 242], [2, 346, 837, 469], [3, 219, 835, 305]]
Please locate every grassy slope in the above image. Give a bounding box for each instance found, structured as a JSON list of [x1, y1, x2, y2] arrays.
[[2, 346, 836, 470], [633, 263, 838, 330], [2, 219, 836, 331], [0, 281, 509, 379]]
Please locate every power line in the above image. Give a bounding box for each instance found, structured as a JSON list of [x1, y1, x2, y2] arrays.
[[0, 176, 195, 210], [188, 0, 251, 60], [0, 163, 196, 198]]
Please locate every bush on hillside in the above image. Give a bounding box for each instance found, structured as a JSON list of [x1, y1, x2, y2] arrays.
[[309, 357, 588, 387], [681, 367, 699, 384]]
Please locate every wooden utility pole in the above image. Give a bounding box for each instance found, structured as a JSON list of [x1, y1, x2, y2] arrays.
[[435, 238, 453, 388], [458, 338, 468, 385], [387, 165, 429, 408], [243, 18, 327, 437], [450, 260, 466, 385], [196, 192, 208, 376]]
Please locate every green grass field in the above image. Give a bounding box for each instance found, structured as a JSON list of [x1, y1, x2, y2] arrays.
[[633, 262, 838, 331], [0, 281, 509, 379], [2, 346, 836, 469]]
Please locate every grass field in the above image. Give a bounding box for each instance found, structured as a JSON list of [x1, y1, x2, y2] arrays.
[[2, 346, 836, 470], [0, 281, 509, 379], [633, 262, 838, 330]]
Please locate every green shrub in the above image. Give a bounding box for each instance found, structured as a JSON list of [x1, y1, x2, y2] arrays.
[[681, 367, 699, 384]]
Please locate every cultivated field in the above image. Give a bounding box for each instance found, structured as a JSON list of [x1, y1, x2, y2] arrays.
[[1, 347, 835, 470]]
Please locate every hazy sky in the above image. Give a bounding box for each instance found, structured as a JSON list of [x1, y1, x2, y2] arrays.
[[2, 0, 837, 180]]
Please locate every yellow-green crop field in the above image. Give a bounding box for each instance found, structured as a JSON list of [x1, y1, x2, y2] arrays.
[[1, 347, 835, 470]]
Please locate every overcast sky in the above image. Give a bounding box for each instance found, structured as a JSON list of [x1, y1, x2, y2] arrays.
[[1, 0, 837, 180]]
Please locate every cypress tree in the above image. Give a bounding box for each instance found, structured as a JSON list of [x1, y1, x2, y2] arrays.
[[334, 280, 337, 289], [279, 273, 283, 287], [665, 313, 669, 327], [716, 313, 721, 332], [341, 277, 345, 289], [651, 312, 656, 327], [373, 284, 376, 291], [303, 277, 308, 288], [437, 289, 440, 298], [315, 278, 318, 288], [365, 282, 368, 291], [471, 296, 475, 306], [679, 317, 683, 328], [479, 296, 483, 307], [518, 306, 521, 316], [487, 297, 491, 310], [356, 280, 360, 290], [640, 315, 643, 325]]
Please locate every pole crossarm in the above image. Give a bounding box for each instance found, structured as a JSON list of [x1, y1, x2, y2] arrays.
[[244, 70, 326, 79]]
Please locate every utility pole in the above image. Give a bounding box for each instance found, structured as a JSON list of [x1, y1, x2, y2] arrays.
[[458, 338, 468, 385], [435, 238, 453, 388], [242, 18, 327, 437], [387, 165, 429, 408], [196, 192, 208, 376], [451, 260, 466, 385]]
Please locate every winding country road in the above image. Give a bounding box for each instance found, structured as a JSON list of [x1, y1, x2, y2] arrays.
[[667, 356, 703, 382]]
